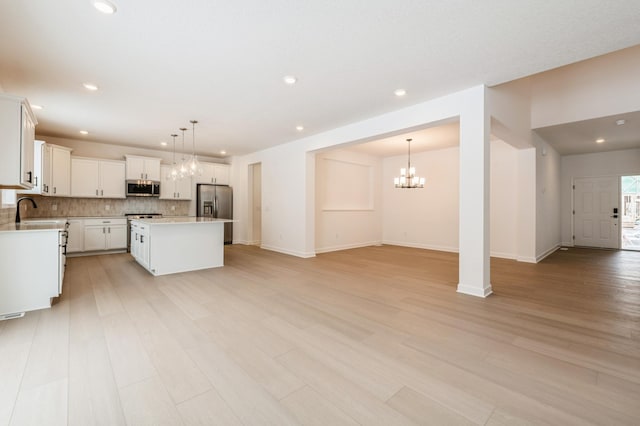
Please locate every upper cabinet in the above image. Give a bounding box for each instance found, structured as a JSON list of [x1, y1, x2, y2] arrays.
[[125, 155, 161, 181], [0, 94, 37, 189], [71, 157, 126, 198], [197, 162, 230, 185], [160, 165, 192, 200], [41, 144, 73, 196]]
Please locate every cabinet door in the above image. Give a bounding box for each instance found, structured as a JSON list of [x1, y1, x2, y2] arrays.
[[140, 230, 150, 268], [41, 144, 52, 195], [18, 140, 45, 195], [67, 219, 84, 253], [159, 165, 174, 199], [126, 157, 146, 180], [144, 159, 161, 181], [213, 164, 230, 185], [197, 162, 215, 184], [84, 226, 107, 251], [71, 158, 100, 197], [130, 223, 139, 259], [106, 224, 127, 249], [51, 146, 71, 196], [20, 104, 36, 188], [100, 161, 126, 198], [176, 174, 192, 199]]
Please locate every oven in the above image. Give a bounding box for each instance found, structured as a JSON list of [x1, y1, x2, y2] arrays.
[[125, 213, 162, 252]]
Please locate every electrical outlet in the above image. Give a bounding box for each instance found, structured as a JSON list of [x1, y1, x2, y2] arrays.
[[171, 205, 176, 211], [52, 204, 58, 211], [105, 204, 110, 211]]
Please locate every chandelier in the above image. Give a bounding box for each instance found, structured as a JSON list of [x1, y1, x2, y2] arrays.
[[178, 127, 189, 178], [394, 138, 425, 188]]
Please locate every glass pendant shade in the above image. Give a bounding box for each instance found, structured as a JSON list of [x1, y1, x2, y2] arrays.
[[178, 127, 188, 178], [187, 120, 202, 176], [167, 133, 179, 181], [394, 138, 425, 188]]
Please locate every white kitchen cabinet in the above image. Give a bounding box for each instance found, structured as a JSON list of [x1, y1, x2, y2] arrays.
[[17, 140, 45, 195], [83, 218, 127, 251], [71, 157, 126, 198], [160, 165, 192, 199], [67, 219, 84, 253], [130, 221, 150, 269], [197, 162, 230, 185], [0, 94, 37, 189], [41, 144, 72, 196], [125, 155, 161, 181]]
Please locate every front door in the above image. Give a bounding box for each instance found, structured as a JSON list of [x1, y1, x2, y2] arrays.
[[574, 176, 619, 248]]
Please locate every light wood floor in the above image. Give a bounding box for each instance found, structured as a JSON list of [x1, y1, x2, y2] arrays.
[[1, 245, 639, 425]]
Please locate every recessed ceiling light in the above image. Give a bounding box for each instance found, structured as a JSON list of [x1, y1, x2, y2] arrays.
[[283, 75, 297, 85], [296, 125, 304, 131], [79, 130, 89, 135], [160, 141, 168, 146], [31, 104, 43, 110], [83, 82, 99, 91], [596, 138, 605, 144], [394, 89, 407, 97], [220, 150, 227, 155], [616, 119, 626, 126], [93, 0, 117, 14]]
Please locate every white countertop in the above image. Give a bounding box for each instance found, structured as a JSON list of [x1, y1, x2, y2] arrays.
[[0, 219, 67, 233], [131, 216, 233, 225]]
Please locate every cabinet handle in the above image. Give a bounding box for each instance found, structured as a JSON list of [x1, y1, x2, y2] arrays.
[[103, 227, 105, 234], [34, 176, 38, 186], [53, 187, 57, 194], [27, 171, 32, 183], [141, 173, 143, 179], [177, 192, 180, 198], [135, 233, 138, 241], [101, 189, 104, 196], [108, 227, 111, 234], [140, 235, 144, 243], [96, 189, 98, 196]]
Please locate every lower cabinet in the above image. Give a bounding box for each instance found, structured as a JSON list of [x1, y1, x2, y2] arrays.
[[130, 221, 150, 268], [67, 217, 127, 253], [84, 219, 127, 251], [66, 219, 84, 253]]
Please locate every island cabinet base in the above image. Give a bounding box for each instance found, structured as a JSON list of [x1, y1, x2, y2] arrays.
[[131, 220, 225, 276]]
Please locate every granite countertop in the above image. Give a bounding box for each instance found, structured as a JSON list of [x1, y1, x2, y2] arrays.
[[131, 216, 234, 225], [0, 219, 67, 233]]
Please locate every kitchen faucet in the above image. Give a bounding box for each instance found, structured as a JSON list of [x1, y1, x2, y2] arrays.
[[15, 197, 38, 223]]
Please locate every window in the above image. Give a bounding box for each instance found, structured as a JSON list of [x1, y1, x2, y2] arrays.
[[1, 189, 17, 208]]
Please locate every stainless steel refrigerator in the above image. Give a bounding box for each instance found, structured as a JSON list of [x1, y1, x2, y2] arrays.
[[196, 184, 233, 244]]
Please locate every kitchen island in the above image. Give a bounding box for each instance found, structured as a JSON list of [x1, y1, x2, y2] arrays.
[[129, 216, 233, 276]]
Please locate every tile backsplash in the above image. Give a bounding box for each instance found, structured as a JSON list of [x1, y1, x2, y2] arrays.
[[20, 196, 190, 219], [0, 207, 16, 225]]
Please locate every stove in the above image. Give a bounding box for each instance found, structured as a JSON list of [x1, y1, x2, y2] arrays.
[[125, 213, 162, 252]]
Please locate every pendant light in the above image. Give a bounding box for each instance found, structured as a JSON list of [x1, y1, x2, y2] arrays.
[[178, 127, 188, 178], [167, 133, 179, 181], [394, 138, 425, 188], [187, 120, 203, 176]]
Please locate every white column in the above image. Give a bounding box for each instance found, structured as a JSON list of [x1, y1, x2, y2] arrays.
[[457, 87, 492, 297]]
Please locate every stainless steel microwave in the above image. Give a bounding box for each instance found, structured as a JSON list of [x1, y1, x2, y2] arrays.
[[126, 180, 160, 197]]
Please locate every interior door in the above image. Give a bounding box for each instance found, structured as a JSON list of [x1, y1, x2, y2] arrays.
[[574, 176, 619, 248]]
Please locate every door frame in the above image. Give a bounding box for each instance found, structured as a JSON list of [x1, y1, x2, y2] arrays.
[[571, 174, 620, 249]]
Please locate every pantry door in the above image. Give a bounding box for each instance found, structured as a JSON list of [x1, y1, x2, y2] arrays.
[[573, 176, 619, 249]]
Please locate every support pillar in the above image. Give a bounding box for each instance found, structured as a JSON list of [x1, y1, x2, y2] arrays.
[[457, 87, 492, 297]]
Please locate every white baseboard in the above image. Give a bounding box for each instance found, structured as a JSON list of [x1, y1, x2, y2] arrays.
[[315, 241, 382, 254], [516, 255, 537, 263], [260, 244, 316, 259], [535, 244, 561, 262], [233, 239, 249, 245], [457, 283, 493, 298], [490, 251, 517, 260], [561, 241, 574, 247], [382, 240, 459, 253]]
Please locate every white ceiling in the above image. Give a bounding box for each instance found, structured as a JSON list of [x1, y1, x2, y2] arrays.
[[534, 111, 640, 155], [1, 1, 640, 157]]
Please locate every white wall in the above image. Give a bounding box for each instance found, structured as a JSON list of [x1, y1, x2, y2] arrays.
[[531, 45, 640, 128], [560, 148, 640, 245], [382, 140, 520, 259], [232, 86, 481, 258], [533, 132, 562, 259], [315, 149, 382, 252]]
